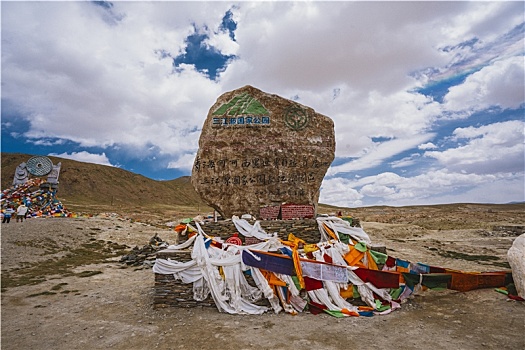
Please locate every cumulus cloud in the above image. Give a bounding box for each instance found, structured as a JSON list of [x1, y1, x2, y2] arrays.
[[424, 120, 525, 174], [419, 143, 437, 150], [225, 1, 467, 94], [206, 28, 239, 57], [48, 151, 114, 167], [2, 2, 519, 158], [2, 1, 228, 158], [167, 153, 197, 173], [444, 56, 525, 112], [322, 169, 522, 207], [360, 184, 396, 198], [319, 177, 363, 207], [31, 139, 66, 147], [324, 90, 441, 160], [422, 173, 524, 204]]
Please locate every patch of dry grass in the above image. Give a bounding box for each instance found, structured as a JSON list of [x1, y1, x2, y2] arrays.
[[1, 240, 128, 291]]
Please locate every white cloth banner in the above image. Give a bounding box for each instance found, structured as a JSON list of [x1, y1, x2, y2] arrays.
[[232, 216, 275, 241], [152, 258, 201, 284], [316, 216, 371, 244]]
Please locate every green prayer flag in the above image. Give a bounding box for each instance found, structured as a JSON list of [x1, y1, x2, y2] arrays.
[[390, 286, 404, 300], [323, 310, 347, 318], [291, 276, 302, 291], [369, 250, 388, 265], [341, 217, 353, 225], [376, 304, 391, 312], [355, 241, 367, 252], [353, 285, 360, 298], [494, 288, 509, 295], [338, 232, 350, 244]]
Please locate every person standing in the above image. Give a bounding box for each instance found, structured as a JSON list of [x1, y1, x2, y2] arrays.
[[16, 203, 28, 222], [2, 206, 15, 223]]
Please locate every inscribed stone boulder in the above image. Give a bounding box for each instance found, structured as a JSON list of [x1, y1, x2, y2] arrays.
[[191, 85, 335, 218]]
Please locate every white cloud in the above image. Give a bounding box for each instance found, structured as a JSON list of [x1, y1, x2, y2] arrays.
[[48, 151, 114, 167], [360, 184, 396, 198], [3, 2, 519, 158], [167, 153, 197, 172], [422, 173, 524, 204], [439, 2, 522, 43], [31, 139, 66, 147], [372, 172, 404, 186], [319, 177, 363, 207], [419, 143, 437, 150], [325, 90, 441, 159], [322, 169, 522, 207], [390, 154, 421, 169], [328, 133, 435, 175], [206, 32, 239, 57], [424, 120, 525, 174], [2, 1, 228, 159], [444, 56, 525, 112], [225, 2, 466, 94]]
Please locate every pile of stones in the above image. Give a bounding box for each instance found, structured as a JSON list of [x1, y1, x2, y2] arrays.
[[120, 234, 169, 267], [481, 225, 525, 237]]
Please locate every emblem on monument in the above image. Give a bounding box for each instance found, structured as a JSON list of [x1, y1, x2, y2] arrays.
[[284, 104, 309, 131], [211, 92, 271, 127]]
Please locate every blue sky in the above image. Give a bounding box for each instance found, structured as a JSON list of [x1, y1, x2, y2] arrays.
[[2, 1, 524, 207]]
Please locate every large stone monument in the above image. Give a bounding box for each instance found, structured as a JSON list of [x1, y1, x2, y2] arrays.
[[191, 85, 335, 218]]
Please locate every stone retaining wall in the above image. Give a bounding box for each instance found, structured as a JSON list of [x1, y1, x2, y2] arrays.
[[154, 250, 212, 308], [199, 218, 322, 243]]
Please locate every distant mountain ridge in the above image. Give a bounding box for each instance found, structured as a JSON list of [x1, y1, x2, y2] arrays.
[[3, 153, 523, 218], [1, 153, 209, 212]]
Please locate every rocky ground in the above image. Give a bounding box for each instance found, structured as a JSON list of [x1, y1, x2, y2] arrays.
[[1, 209, 524, 350]]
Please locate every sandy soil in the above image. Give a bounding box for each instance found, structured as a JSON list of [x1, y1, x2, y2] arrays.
[[1, 214, 524, 350]]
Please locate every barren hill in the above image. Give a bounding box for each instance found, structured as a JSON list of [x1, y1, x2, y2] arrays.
[[1, 153, 211, 218]]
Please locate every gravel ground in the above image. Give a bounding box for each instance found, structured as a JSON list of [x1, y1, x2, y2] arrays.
[[1, 215, 524, 350]]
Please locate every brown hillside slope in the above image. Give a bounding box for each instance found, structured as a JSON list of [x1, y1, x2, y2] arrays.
[[1, 153, 211, 217]]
